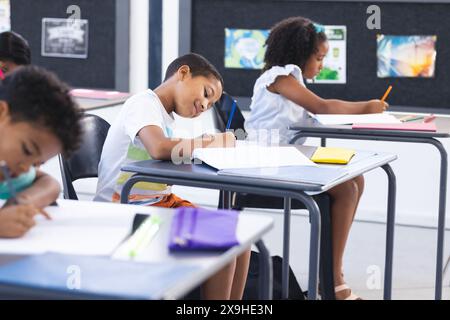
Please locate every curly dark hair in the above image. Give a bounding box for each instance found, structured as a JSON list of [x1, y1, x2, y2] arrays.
[[164, 53, 224, 88], [263, 17, 327, 72], [0, 31, 31, 65], [0, 66, 83, 157]]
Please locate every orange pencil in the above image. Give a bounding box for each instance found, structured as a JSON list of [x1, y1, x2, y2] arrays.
[[381, 85, 393, 102]]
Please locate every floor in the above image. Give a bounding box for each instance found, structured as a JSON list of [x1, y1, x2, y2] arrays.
[[238, 207, 450, 300]]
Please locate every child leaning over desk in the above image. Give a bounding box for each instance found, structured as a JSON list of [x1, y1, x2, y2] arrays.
[[95, 53, 250, 300], [245, 17, 390, 300], [0, 31, 31, 79], [0, 66, 82, 238]]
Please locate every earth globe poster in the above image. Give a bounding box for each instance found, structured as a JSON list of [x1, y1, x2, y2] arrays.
[[224, 28, 269, 69], [377, 35, 437, 78]]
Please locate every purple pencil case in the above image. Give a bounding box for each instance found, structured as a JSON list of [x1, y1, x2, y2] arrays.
[[168, 207, 240, 252]]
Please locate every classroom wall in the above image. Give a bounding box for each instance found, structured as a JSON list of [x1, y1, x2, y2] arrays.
[[186, 0, 450, 112], [10, 0, 124, 90], [40, 1, 450, 230], [158, 0, 449, 228]]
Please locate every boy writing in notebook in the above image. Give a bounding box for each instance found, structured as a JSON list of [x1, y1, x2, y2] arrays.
[[95, 53, 249, 300], [0, 66, 82, 237]]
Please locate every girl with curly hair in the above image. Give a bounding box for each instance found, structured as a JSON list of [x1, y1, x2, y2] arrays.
[[246, 17, 388, 300]]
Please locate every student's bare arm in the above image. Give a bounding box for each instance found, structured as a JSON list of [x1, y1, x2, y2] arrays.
[[15, 170, 60, 208], [268, 75, 387, 114], [138, 125, 235, 160]]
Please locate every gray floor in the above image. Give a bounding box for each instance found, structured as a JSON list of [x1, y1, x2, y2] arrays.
[[240, 209, 450, 300]]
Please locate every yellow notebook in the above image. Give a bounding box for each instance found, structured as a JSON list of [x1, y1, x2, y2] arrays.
[[311, 147, 356, 164]]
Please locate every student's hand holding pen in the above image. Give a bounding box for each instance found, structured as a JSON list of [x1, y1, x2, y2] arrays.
[[3, 194, 52, 220], [366, 99, 389, 113], [202, 132, 236, 148], [0, 203, 50, 238]]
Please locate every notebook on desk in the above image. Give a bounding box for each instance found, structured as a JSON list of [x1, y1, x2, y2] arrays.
[[192, 145, 317, 170], [352, 122, 437, 132], [218, 165, 348, 185], [309, 113, 401, 125], [0, 252, 199, 299], [0, 203, 136, 256], [70, 89, 130, 100]]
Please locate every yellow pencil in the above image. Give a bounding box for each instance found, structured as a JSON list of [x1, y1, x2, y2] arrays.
[[381, 85, 393, 103]]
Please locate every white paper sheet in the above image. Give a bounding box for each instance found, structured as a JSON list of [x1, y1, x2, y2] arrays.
[[193, 145, 317, 170], [0, 200, 136, 256], [311, 113, 401, 125]]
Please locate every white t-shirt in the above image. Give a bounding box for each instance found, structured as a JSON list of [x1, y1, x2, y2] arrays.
[[244, 64, 308, 145], [95, 89, 175, 204]]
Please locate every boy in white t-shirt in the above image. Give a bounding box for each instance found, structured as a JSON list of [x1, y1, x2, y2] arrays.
[[95, 53, 249, 300]]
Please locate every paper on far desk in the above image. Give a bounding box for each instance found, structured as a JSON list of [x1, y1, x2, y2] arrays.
[[310, 112, 401, 125], [0, 200, 135, 256], [192, 145, 317, 170]]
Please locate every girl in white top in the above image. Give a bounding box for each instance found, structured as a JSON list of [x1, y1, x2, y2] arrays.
[[246, 17, 389, 300]]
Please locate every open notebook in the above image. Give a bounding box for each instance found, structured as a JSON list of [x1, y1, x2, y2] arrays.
[[192, 145, 317, 170], [0, 201, 135, 256], [193, 145, 348, 185]]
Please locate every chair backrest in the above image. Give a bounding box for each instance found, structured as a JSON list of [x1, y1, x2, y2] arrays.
[[212, 92, 246, 135], [58, 114, 110, 200]]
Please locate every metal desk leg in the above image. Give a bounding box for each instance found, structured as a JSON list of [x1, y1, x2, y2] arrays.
[[220, 191, 233, 210], [429, 138, 448, 300], [255, 240, 273, 300], [121, 175, 322, 300], [381, 164, 396, 300], [292, 195, 321, 300], [280, 195, 322, 300], [227, 191, 232, 209], [282, 197, 291, 299]]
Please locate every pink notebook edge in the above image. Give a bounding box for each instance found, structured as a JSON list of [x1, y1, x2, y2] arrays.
[[352, 122, 437, 132], [70, 89, 130, 100]]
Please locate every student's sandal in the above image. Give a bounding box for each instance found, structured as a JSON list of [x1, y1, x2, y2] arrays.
[[334, 284, 362, 300]]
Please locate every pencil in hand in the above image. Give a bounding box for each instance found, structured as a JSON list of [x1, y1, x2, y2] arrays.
[[0, 161, 52, 220], [381, 85, 393, 103]]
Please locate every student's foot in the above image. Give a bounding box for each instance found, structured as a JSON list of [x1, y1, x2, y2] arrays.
[[334, 284, 362, 300]]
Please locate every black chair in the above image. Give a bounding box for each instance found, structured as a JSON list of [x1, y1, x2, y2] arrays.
[[213, 92, 336, 300], [58, 114, 110, 200], [212, 92, 247, 138]]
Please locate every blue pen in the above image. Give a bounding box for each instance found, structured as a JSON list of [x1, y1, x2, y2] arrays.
[[226, 99, 237, 130]]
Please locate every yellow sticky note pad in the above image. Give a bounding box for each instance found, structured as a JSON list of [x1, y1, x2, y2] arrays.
[[311, 147, 356, 164]]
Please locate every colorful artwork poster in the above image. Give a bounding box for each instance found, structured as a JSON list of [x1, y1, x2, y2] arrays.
[[224, 28, 269, 70], [377, 35, 437, 78], [312, 26, 347, 84], [0, 0, 10, 32]]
